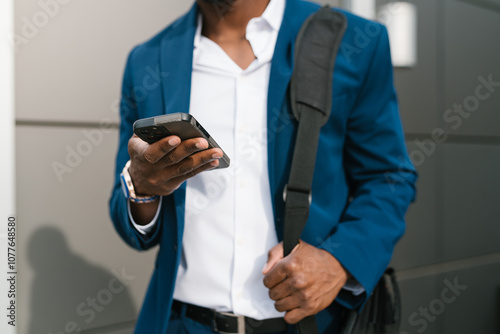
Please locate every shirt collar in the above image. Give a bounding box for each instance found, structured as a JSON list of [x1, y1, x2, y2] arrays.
[[194, 0, 285, 49], [260, 0, 285, 32]]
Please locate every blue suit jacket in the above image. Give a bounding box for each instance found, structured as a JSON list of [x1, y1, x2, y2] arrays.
[[109, 0, 417, 332]]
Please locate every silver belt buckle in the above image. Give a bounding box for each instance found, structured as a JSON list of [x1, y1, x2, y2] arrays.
[[216, 312, 246, 334]]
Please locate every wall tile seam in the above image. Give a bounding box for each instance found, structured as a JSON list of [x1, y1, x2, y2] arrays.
[[396, 251, 500, 281]]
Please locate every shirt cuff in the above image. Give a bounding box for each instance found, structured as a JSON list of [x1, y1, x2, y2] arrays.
[[127, 197, 163, 235], [342, 277, 365, 296]]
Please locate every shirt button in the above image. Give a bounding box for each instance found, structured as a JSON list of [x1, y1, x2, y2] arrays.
[[236, 292, 243, 299], [239, 180, 246, 188], [237, 237, 245, 246]]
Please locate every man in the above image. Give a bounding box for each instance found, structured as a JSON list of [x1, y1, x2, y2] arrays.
[[109, 0, 417, 333]]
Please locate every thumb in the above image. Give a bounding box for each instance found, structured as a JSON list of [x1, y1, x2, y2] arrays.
[[262, 242, 284, 275]]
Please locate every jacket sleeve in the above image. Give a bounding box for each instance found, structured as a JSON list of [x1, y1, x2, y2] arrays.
[[108, 47, 163, 251], [318, 26, 417, 309]]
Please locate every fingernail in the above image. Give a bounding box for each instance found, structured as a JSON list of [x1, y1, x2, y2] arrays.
[[262, 263, 268, 273], [212, 153, 222, 159], [169, 138, 180, 146], [210, 160, 219, 167], [196, 140, 208, 149]]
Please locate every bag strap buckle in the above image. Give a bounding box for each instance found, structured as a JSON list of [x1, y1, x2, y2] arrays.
[[283, 184, 312, 206]]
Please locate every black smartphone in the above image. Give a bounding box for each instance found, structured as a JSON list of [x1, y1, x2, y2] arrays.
[[133, 113, 230, 169]]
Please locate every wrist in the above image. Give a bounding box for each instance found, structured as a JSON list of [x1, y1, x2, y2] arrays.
[[319, 248, 350, 284], [120, 160, 159, 203]]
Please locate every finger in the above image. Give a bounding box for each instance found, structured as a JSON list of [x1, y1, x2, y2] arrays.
[[140, 135, 181, 164], [262, 242, 283, 274], [263, 261, 288, 289], [166, 148, 221, 177], [284, 308, 310, 325], [165, 156, 220, 189], [129, 135, 154, 160], [268, 280, 292, 301], [274, 295, 300, 313], [159, 138, 222, 167]]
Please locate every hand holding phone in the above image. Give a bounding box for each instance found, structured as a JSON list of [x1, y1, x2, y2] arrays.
[[133, 113, 230, 168], [127, 113, 228, 200]]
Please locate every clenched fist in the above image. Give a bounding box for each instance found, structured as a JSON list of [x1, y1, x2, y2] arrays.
[[262, 241, 350, 324]]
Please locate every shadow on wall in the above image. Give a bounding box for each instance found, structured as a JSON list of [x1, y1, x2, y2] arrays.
[[28, 226, 137, 334]]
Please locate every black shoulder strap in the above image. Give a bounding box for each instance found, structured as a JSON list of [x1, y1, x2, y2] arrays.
[[284, 6, 347, 334]]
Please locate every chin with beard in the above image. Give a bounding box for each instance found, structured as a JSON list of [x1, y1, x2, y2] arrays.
[[202, 0, 237, 5]]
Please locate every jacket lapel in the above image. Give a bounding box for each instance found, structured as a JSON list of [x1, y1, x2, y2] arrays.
[[159, 4, 198, 117], [159, 4, 198, 241]]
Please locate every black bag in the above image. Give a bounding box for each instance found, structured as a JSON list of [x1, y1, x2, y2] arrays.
[[339, 268, 401, 334], [285, 6, 402, 334]]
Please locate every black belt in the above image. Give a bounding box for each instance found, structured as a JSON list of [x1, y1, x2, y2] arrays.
[[171, 300, 287, 334]]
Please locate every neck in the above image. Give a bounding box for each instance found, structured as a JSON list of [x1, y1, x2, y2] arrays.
[[197, 0, 271, 41]]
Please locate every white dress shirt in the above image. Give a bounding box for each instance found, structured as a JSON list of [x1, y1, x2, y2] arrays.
[[175, 0, 285, 320], [131, 0, 363, 320]]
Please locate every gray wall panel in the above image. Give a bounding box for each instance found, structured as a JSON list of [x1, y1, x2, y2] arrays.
[[15, 0, 192, 123], [444, 0, 500, 137], [16, 126, 156, 334], [441, 262, 500, 333], [443, 143, 500, 261], [398, 275, 442, 334]]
